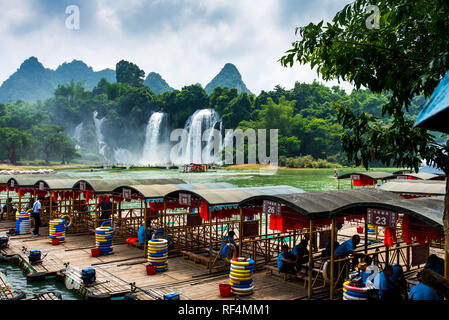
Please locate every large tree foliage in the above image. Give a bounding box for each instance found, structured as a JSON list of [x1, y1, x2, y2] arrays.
[[116, 60, 145, 87], [280, 0, 449, 264], [280, 0, 449, 172]]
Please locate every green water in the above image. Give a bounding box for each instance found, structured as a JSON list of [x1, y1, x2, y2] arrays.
[[0, 263, 82, 300], [57, 167, 399, 192]]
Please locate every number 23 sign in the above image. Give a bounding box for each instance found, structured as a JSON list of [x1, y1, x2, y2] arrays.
[[367, 208, 398, 228]]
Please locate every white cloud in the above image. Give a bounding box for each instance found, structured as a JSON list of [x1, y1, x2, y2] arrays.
[[0, 0, 354, 94]]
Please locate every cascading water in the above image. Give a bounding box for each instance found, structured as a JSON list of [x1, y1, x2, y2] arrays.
[[93, 111, 106, 157], [141, 112, 170, 165], [183, 109, 221, 164], [73, 122, 83, 150]]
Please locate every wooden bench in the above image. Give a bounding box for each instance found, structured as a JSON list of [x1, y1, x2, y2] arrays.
[[265, 264, 313, 288], [181, 250, 212, 268]]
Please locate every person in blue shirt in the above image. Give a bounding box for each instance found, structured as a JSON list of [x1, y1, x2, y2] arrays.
[[375, 265, 405, 301], [390, 264, 407, 291], [409, 272, 441, 300], [220, 231, 238, 259], [334, 235, 361, 258], [138, 219, 152, 245], [292, 239, 309, 277], [277, 245, 297, 274], [321, 222, 343, 258], [424, 254, 445, 276]]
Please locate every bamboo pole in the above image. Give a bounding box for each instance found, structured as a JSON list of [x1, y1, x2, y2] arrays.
[[209, 206, 213, 273], [330, 218, 336, 300], [144, 199, 148, 258], [239, 207, 243, 257], [49, 191, 53, 220], [308, 219, 314, 298]]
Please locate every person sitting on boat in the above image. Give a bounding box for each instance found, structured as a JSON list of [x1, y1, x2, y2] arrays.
[[374, 264, 405, 301], [334, 235, 363, 258], [99, 196, 112, 220], [359, 256, 376, 283], [277, 244, 297, 274], [321, 222, 343, 258], [424, 254, 445, 276], [390, 264, 407, 291], [292, 239, 309, 278], [220, 230, 238, 258], [409, 271, 441, 300], [2, 198, 16, 219], [138, 219, 153, 245]]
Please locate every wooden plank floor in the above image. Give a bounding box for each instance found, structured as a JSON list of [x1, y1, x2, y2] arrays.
[[0, 219, 314, 300]]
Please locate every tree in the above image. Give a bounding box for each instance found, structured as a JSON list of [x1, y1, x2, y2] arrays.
[[32, 124, 73, 164], [0, 128, 32, 164], [280, 0, 449, 273], [116, 60, 145, 87]]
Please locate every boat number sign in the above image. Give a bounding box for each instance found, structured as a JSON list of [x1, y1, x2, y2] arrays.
[[179, 193, 191, 206], [39, 182, 45, 191], [123, 188, 132, 200], [350, 175, 360, 180], [263, 200, 281, 215], [367, 208, 398, 228], [79, 181, 86, 191]]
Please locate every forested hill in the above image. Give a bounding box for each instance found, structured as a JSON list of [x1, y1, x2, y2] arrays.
[[0, 59, 427, 167], [0, 58, 252, 103], [143, 72, 174, 94], [0, 57, 116, 103], [205, 63, 252, 94]]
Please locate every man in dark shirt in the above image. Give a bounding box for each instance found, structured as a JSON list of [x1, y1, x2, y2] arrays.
[[292, 239, 309, 277], [99, 197, 112, 220]]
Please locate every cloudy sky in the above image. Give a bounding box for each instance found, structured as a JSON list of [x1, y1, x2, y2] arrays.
[[0, 0, 354, 94]]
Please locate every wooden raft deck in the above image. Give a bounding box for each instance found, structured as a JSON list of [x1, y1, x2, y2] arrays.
[[0, 271, 18, 300], [0, 221, 312, 300]]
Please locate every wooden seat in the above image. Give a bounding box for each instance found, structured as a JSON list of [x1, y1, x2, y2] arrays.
[[181, 250, 212, 268], [265, 264, 312, 288]]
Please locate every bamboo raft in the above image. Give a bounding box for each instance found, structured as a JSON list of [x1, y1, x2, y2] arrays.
[[0, 224, 315, 300]]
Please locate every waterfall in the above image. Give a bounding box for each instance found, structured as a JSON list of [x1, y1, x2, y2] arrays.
[[141, 112, 170, 165], [73, 122, 83, 150], [183, 109, 221, 164], [93, 111, 106, 157]]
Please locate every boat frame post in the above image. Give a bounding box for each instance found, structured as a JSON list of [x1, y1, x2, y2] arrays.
[[330, 218, 336, 300], [308, 219, 314, 298]]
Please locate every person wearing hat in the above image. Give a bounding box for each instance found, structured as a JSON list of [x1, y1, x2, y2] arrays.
[[31, 197, 43, 237]]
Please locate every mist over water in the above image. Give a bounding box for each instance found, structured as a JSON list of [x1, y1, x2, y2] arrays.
[[88, 108, 224, 166]]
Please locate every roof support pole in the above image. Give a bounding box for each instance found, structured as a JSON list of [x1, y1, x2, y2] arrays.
[[6, 189, 9, 218], [330, 217, 336, 300], [49, 191, 53, 220], [364, 211, 368, 254], [18, 191, 22, 214], [308, 219, 314, 298], [239, 207, 243, 257], [209, 206, 213, 274], [144, 200, 147, 259]]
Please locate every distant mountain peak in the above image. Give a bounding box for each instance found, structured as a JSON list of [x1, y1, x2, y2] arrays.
[[205, 63, 251, 94], [19, 56, 45, 71], [144, 72, 174, 94], [0, 57, 116, 103]]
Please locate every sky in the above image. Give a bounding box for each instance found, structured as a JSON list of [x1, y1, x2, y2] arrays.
[[0, 0, 354, 94]]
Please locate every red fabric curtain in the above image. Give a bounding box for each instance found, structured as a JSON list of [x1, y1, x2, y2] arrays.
[[384, 227, 397, 247], [402, 214, 443, 245], [353, 176, 376, 186]]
